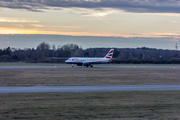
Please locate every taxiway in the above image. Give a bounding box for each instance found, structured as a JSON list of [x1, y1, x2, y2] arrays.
[[0, 66, 180, 69], [0, 85, 180, 93]]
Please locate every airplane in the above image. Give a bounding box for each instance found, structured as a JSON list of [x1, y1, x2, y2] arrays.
[[65, 49, 114, 67]]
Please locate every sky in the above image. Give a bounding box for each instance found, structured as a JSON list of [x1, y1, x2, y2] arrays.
[[1, 0, 180, 49]]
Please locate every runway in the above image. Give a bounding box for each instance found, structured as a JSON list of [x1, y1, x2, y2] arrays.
[[0, 85, 180, 93], [0, 66, 180, 69]]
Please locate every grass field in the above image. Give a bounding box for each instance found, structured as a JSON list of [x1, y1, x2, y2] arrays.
[[1, 63, 180, 119], [0, 66, 180, 86], [0, 91, 180, 120], [0, 63, 68, 66]]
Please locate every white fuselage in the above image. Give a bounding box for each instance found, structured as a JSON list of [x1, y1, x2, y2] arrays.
[[65, 57, 112, 64]]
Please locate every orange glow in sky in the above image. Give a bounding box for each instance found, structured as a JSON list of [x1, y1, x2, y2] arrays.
[[1, 0, 180, 50], [1, 28, 180, 39]]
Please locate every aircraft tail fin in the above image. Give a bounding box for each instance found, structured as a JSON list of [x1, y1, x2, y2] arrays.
[[104, 49, 115, 61]]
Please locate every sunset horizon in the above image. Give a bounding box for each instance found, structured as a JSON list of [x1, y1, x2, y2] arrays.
[[1, 0, 180, 49]]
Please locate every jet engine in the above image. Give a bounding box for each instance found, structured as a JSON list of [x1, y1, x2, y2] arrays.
[[83, 63, 90, 66]]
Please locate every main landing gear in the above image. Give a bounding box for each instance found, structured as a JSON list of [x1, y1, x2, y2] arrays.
[[72, 64, 93, 67], [86, 65, 93, 67]]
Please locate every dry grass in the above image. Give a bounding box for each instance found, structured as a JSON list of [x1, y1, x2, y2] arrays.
[[0, 68, 180, 86], [1, 63, 180, 119], [0, 91, 180, 119], [0, 63, 68, 66]]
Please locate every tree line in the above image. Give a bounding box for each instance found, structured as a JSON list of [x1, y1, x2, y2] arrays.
[[0, 42, 180, 64]]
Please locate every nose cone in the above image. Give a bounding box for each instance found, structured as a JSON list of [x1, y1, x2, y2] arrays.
[[65, 58, 72, 64]]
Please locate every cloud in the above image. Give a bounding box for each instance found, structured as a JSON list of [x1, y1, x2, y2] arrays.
[[169, 21, 180, 24], [0, 17, 38, 23], [31, 24, 44, 28], [64, 8, 117, 17], [83, 10, 117, 18], [1, 0, 180, 13]]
